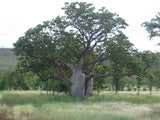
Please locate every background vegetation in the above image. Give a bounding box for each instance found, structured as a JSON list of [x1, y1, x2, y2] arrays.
[[0, 48, 17, 73], [1, 48, 160, 95]]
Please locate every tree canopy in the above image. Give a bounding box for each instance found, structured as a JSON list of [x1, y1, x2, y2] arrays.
[[142, 12, 160, 40], [14, 2, 142, 98]]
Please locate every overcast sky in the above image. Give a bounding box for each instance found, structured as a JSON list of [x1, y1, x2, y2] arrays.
[[0, 0, 160, 52]]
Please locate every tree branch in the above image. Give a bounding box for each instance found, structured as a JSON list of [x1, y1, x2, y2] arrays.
[[78, 40, 91, 69], [50, 60, 71, 85], [63, 62, 76, 71], [88, 56, 118, 65], [87, 62, 99, 75], [51, 66, 69, 81], [91, 72, 136, 78], [36, 73, 56, 81], [89, 27, 102, 41], [36, 72, 70, 85], [91, 29, 108, 42], [74, 25, 89, 41]]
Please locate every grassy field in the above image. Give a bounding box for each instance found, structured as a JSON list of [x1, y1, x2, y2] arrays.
[[0, 91, 160, 120]]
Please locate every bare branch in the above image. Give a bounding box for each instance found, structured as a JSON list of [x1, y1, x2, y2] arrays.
[[89, 27, 102, 41], [74, 25, 89, 41], [91, 29, 108, 42], [76, 37, 86, 48]]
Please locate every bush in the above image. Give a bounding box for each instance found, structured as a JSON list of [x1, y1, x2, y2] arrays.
[[133, 87, 137, 91], [107, 87, 112, 91], [142, 87, 148, 91], [128, 87, 132, 91]]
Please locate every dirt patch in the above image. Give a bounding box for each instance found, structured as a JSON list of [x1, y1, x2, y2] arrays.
[[154, 108, 160, 114], [0, 113, 14, 120], [0, 112, 41, 120]]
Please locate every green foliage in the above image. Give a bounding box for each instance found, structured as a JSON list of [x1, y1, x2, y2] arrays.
[[142, 12, 160, 39], [137, 51, 160, 94], [137, 76, 143, 89], [93, 77, 106, 94], [44, 79, 69, 94], [0, 70, 29, 90], [13, 2, 139, 88], [0, 70, 13, 90], [152, 69, 160, 89], [0, 70, 69, 93], [140, 51, 159, 71], [8, 2, 160, 98], [0, 73, 4, 90]]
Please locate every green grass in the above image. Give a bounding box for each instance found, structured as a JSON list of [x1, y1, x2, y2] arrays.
[[0, 91, 160, 120]]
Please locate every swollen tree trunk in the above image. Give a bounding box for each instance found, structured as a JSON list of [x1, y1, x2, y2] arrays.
[[85, 78, 93, 97], [70, 68, 86, 99]]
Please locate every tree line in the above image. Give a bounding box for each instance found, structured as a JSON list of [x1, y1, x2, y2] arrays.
[[0, 51, 160, 96]]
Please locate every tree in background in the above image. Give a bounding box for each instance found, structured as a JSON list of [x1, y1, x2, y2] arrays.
[[1, 70, 13, 90], [148, 73, 155, 95], [152, 69, 160, 90], [142, 12, 160, 40], [139, 51, 158, 72], [135, 51, 159, 94], [14, 2, 142, 98], [93, 64, 108, 94], [0, 70, 28, 90], [137, 75, 143, 96], [0, 73, 5, 90], [142, 13, 160, 93]]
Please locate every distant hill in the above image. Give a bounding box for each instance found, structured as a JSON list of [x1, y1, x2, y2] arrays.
[[0, 48, 17, 72]]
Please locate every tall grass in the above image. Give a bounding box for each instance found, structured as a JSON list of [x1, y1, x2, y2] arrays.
[[0, 91, 160, 120], [1, 91, 160, 106]]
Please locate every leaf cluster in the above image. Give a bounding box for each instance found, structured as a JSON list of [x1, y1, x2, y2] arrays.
[[142, 12, 160, 39]]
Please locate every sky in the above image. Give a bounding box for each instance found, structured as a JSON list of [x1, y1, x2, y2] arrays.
[[0, 0, 160, 52]]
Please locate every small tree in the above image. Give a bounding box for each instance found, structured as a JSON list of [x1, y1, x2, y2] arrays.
[[148, 73, 155, 95], [153, 69, 160, 90], [137, 75, 143, 96], [0, 73, 5, 90]]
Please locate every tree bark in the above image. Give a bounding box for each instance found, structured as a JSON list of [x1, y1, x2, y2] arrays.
[[115, 78, 119, 94], [70, 68, 86, 99], [137, 87, 140, 96], [114, 76, 120, 94], [85, 78, 93, 97]]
